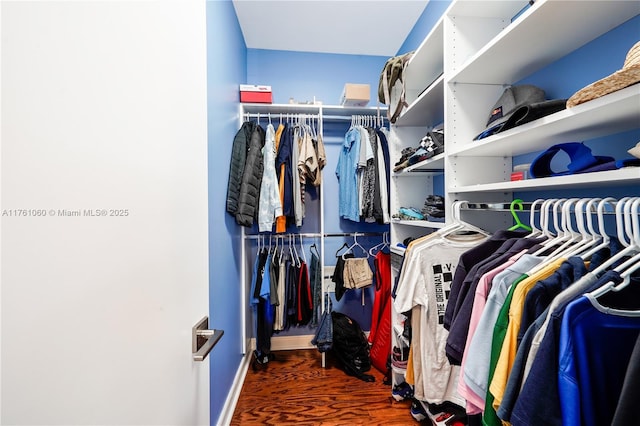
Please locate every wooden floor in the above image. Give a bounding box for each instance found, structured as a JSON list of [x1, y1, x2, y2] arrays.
[[230, 349, 422, 425]]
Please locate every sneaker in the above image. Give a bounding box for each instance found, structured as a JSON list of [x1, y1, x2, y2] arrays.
[[410, 399, 428, 422], [426, 401, 468, 426], [391, 382, 414, 401]]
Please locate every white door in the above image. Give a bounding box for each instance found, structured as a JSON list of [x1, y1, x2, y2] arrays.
[[1, 1, 210, 425]]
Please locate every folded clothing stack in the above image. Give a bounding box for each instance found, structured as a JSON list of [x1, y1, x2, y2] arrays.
[[422, 195, 445, 219]]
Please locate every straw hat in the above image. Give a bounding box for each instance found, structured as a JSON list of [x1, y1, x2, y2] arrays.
[[567, 41, 640, 108]]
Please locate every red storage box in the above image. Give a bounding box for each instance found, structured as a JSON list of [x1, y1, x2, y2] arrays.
[[240, 84, 272, 103]]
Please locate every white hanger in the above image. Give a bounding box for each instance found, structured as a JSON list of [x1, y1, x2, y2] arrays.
[[524, 199, 545, 238], [587, 198, 640, 277], [588, 197, 640, 299], [289, 234, 301, 267], [579, 197, 614, 260], [343, 233, 369, 259], [542, 198, 586, 260], [368, 232, 390, 256], [299, 234, 307, 265], [437, 200, 490, 239], [562, 198, 600, 258], [531, 199, 565, 256]]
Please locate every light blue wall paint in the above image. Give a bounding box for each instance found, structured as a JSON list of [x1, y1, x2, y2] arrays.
[[247, 49, 389, 105], [397, 0, 452, 55], [206, 1, 246, 424]]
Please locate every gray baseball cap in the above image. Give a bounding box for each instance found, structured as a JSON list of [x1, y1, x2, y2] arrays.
[[474, 85, 566, 140]]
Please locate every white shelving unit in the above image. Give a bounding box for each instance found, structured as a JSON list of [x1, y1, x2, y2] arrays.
[[237, 102, 389, 360], [443, 0, 640, 232], [387, 0, 640, 394]]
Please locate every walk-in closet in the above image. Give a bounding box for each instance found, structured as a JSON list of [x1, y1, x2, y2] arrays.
[[2, 1, 639, 425]]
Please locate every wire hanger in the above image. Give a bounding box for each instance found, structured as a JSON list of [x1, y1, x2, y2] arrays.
[[310, 241, 320, 259], [335, 242, 350, 257], [508, 199, 533, 231]]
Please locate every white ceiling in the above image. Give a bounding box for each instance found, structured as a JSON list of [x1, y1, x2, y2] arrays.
[[232, 0, 430, 56]]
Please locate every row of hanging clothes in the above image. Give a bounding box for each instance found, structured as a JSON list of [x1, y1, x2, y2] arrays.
[[226, 113, 326, 232], [392, 198, 640, 426], [335, 114, 391, 224], [250, 233, 321, 368]]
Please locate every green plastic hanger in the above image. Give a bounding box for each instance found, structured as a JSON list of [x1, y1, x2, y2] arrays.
[[509, 198, 533, 231]]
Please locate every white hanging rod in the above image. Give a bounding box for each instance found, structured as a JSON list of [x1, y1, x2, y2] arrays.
[[244, 232, 321, 240], [324, 232, 385, 238], [244, 231, 385, 240], [243, 113, 319, 119], [461, 201, 618, 214]]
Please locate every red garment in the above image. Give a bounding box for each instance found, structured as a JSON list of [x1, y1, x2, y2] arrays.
[[296, 261, 313, 325], [368, 251, 392, 374]]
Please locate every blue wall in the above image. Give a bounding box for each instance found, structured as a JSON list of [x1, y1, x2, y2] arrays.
[[206, 1, 246, 424], [247, 49, 389, 106], [397, 0, 452, 55]]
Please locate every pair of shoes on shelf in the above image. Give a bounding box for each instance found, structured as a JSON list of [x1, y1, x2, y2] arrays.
[[394, 147, 417, 171], [392, 382, 414, 401]]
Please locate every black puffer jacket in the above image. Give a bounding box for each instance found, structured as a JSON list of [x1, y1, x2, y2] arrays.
[[226, 121, 256, 216], [236, 124, 265, 227]]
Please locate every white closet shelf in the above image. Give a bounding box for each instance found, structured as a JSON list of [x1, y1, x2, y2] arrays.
[[449, 86, 640, 157], [403, 17, 444, 108], [241, 103, 321, 115], [322, 105, 387, 116], [396, 75, 445, 127], [240, 103, 387, 117], [393, 154, 445, 175], [449, 0, 640, 84], [391, 219, 446, 229], [390, 246, 406, 256], [449, 167, 640, 194]]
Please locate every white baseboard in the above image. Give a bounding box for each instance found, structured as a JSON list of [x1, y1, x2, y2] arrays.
[[217, 352, 251, 426], [271, 334, 316, 350], [249, 334, 316, 351]]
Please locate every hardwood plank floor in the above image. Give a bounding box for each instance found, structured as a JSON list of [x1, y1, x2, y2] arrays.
[[230, 349, 421, 425]]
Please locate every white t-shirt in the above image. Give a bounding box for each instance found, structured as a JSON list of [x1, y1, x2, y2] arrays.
[[394, 232, 487, 405]]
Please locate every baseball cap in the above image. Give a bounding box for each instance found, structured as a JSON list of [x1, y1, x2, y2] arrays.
[[474, 85, 567, 140]]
